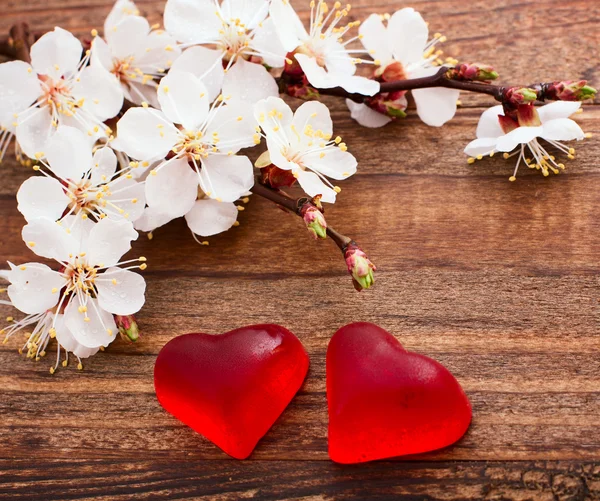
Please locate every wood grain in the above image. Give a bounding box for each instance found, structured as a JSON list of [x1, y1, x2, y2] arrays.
[[1, 0, 599, 498]]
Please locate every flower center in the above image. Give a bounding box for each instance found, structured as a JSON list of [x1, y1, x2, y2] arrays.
[[174, 130, 213, 160], [217, 17, 252, 61], [39, 75, 79, 116], [111, 57, 137, 83], [63, 256, 98, 297]]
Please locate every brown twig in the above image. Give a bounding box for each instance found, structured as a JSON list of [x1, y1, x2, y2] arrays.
[[280, 66, 594, 105], [250, 181, 352, 252], [0, 23, 34, 62]]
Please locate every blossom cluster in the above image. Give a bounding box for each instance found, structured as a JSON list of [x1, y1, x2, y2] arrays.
[[0, 0, 594, 371]]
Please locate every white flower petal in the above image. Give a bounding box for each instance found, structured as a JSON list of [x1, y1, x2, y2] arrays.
[[185, 199, 238, 236], [199, 154, 254, 203], [45, 125, 92, 180], [324, 41, 356, 75], [296, 169, 336, 203], [90, 147, 118, 186], [495, 126, 543, 152], [295, 54, 379, 96], [22, 218, 78, 261], [116, 107, 179, 160], [164, 0, 222, 45], [86, 218, 138, 267], [537, 101, 582, 123], [17, 177, 69, 223], [157, 71, 210, 130], [475, 105, 505, 139], [464, 137, 499, 157], [134, 30, 182, 73], [90, 36, 113, 72], [96, 267, 146, 315], [105, 177, 146, 222], [220, 0, 269, 28], [266, 135, 295, 171], [359, 14, 393, 65], [106, 15, 150, 59], [412, 86, 460, 127], [541, 118, 585, 141], [169, 46, 224, 102], [0, 61, 41, 118], [30, 27, 82, 79], [105, 0, 140, 32], [7, 263, 65, 315], [268, 0, 307, 52], [145, 157, 199, 217], [254, 96, 294, 131], [346, 99, 393, 128], [125, 80, 161, 108], [292, 100, 333, 144], [250, 17, 287, 68], [222, 59, 278, 104], [302, 147, 357, 180], [64, 298, 117, 349], [387, 8, 428, 66], [134, 206, 177, 232], [54, 313, 100, 359], [15, 107, 53, 159], [205, 100, 257, 153], [72, 65, 124, 122]]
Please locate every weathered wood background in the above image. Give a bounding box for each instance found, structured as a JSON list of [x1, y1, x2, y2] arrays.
[[1, 0, 599, 499]]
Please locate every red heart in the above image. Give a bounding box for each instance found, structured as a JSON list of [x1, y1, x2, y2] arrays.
[[154, 325, 309, 459], [327, 322, 472, 464]]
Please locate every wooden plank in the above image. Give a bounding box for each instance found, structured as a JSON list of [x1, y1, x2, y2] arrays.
[[1, 459, 599, 500]]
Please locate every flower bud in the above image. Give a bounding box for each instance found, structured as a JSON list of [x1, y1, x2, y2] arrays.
[[365, 91, 408, 119], [115, 315, 139, 343], [344, 242, 376, 291], [300, 203, 327, 239], [504, 87, 538, 106], [448, 63, 498, 82], [545, 80, 597, 101]]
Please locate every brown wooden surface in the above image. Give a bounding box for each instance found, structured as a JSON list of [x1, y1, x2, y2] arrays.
[[1, 0, 599, 499]]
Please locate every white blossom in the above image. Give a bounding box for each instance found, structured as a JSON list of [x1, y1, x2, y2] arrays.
[[1, 216, 145, 371], [269, 0, 380, 96], [16, 126, 145, 225], [355, 8, 459, 127], [254, 96, 356, 203], [116, 70, 256, 236], [164, 0, 287, 92], [464, 102, 588, 180], [91, 0, 181, 107], [0, 28, 123, 160]]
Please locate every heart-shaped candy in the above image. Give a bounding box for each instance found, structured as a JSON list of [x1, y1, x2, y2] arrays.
[[154, 325, 309, 459], [327, 322, 472, 464]]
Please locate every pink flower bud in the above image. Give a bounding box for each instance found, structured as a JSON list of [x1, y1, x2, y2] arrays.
[[344, 242, 376, 291], [300, 204, 327, 239], [545, 80, 597, 101], [503, 87, 538, 106], [449, 63, 498, 82], [365, 91, 408, 119], [115, 315, 139, 343]]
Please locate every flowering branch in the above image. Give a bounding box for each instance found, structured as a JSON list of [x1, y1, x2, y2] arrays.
[[281, 66, 597, 106], [250, 181, 376, 291]]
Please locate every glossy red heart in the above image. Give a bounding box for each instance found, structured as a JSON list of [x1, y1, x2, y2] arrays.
[[154, 325, 309, 459], [327, 322, 472, 464]]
